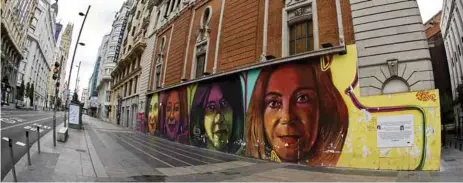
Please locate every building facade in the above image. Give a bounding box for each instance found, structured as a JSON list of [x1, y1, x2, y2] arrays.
[[134, 0, 440, 171], [19, 0, 58, 109], [110, 0, 157, 128], [1, 0, 36, 105], [425, 11, 454, 125], [441, 0, 463, 139], [57, 23, 74, 103], [96, 2, 132, 122], [96, 34, 110, 120]]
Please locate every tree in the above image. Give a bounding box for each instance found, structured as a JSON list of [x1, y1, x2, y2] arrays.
[[16, 80, 24, 101], [25, 82, 30, 97], [56, 98, 62, 108], [72, 92, 79, 103], [30, 83, 34, 106]]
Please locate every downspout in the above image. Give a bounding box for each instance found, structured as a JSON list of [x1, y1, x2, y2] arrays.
[[162, 24, 175, 88], [213, 0, 226, 73], [335, 0, 345, 46], [261, 0, 269, 61], [182, 5, 195, 80]]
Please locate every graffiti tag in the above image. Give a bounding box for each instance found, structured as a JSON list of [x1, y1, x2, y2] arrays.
[[415, 91, 436, 102]]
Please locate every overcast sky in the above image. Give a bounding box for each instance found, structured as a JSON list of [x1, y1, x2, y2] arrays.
[[56, 0, 443, 97]]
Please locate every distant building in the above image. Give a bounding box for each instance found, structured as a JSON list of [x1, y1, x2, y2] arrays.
[[96, 1, 132, 122], [81, 88, 88, 107], [425, 11, 453, 124], [58, 23, 74, 103], [19, 0, 58, 109], [441, 0, 463, 137], [1, 0, 36, 105]]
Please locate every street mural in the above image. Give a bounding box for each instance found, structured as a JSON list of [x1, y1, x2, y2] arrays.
[[146, 45, 441, 170]]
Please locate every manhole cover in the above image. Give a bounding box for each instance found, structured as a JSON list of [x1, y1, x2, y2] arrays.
[[76, 149, 86, 152]]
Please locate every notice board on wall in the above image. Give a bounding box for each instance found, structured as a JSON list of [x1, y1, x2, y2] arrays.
[[376, 114, 414, 148]]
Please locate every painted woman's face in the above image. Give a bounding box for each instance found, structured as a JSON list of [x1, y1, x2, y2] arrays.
[[204, 84, 233, 150], [148, 95, 159, 134], [165, 90, 180, 139], [263, 64, 320, 162]]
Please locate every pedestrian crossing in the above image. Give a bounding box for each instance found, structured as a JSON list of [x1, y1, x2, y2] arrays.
[[0, 117, 24, 124], [2, 123, 51, 148], [23, 123, 51, 132]]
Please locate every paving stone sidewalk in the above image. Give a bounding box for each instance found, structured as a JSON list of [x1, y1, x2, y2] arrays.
[[3, 115, 463, 182]]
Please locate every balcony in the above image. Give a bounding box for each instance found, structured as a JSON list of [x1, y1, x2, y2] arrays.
[[141, 13, 150, 30], [148, 0, 160, 8], [102, 73, 112, 81]]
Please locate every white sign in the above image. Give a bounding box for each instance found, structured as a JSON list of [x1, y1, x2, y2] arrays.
[[377, 114, 414, 148], [69, 104, 80, 125]]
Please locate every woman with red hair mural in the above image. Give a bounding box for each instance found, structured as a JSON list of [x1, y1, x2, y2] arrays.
[[245, 58, 348, 166]]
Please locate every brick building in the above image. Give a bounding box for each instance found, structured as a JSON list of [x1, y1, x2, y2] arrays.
[[147, 0, 432, 94]]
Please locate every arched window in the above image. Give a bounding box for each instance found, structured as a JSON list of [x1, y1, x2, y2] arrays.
[[201, 7, 211, 27]]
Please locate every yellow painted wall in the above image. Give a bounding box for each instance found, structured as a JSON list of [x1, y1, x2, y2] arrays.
[[332, 45, 441, 170]]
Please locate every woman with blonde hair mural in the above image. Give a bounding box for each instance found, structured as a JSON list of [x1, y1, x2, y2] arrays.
[[245, 57, 348, 166]]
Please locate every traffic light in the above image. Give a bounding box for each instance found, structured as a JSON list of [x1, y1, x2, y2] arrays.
[[52, 62, 59, 80]]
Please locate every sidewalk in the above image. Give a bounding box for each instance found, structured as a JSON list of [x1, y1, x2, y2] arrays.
[[3, 115, 463, 182]]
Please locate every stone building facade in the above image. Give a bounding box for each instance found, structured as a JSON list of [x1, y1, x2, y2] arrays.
[[110, 0, 158, 128], [441, 0, 463, 138], [350, 0, 434, 96], [1, 0, 36, 105], [57, 23, 73, 103], [19, 0, 58, 109]]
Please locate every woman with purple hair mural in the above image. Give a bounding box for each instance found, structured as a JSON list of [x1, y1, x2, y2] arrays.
[[160, 89, 190, 144], [190, 76, 245, 154]]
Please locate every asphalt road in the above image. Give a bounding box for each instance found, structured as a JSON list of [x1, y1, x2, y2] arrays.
[[1, 109, 64, 181]]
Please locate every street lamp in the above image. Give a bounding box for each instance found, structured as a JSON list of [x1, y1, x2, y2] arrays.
[[64, 5, 91, 128]]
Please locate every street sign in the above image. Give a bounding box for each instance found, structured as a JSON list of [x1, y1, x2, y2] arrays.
[[66, 89, 70, 97]]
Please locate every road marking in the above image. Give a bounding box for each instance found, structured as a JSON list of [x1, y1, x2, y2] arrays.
[[2, 137, 9, 141], [119, 133, 194, 166], [2, 113, 52, 117], [16, 141, 25, 146], [1, 115, 61, 131], [110, 134, 174, 168], [122, 133, 209, 164], [132, 133, 224, 162]]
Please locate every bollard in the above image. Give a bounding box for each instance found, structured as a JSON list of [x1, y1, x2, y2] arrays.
[[26, 131, 31, 166], [37, 126, 40, 153], [8, 139, 17, 182]]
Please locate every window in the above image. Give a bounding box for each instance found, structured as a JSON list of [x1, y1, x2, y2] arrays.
[[155, 65, 161, 88], [289, 20, 313, 55], [131, 26, 136, 36], [202, 7, 211, 27], [164, 0, 171, 18], [459, 45, 461, 56], [195, 54, 206, 78], [134, 76, 138, 93], [129, 80, 133, 96], [31, 17, 38, 28], [136, 11, 141, 19], [124, 83, 127, 97]]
